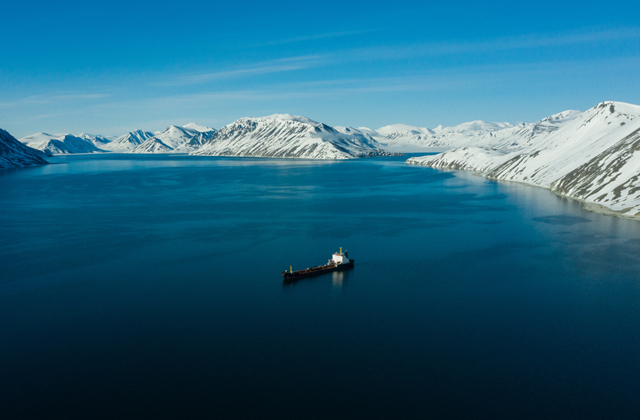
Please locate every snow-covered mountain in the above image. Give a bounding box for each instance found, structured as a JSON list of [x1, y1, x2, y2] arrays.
[[457, 110, 581, 152], [19, 123, 216, 155], [78, 133, 113, 148], [20, 132, 105, 154], [345, 121, 516, 152], [333, 126, 379, 142], [374, 124, 435, 150], [153, 125, 200, 150], [1, 129, 49, 169], [132, 137, 173, 153], [371, 121, 514, 152], [185, 130, 216, 149], [182, 122, 215, 133], [408, 101, 640, 218], [353, 127, 380, 138], [192, 114, 384, 159], [132, 124, 217, 154], [102, 130, 154, 152]]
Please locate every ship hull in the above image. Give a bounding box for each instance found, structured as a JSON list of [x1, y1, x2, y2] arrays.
[[282, 260, 354, 283]]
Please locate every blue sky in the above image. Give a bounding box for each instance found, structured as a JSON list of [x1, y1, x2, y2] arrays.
[[2, 0, 640, 137]]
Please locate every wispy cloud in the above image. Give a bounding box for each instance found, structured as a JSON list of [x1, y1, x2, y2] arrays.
[[255, 29, 376, 46], [157, 55, 328, 87], [35, 111, 83, 119], [53, 93, 109, 100], [341, 27, 640, 61], [151, 26, 640, 90], [126, 74, 498, 106], [0, 92, 109, 107], [128, 56, 640, 108]]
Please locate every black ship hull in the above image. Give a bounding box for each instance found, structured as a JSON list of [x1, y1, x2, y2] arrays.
[[282, 260, 354, 283]]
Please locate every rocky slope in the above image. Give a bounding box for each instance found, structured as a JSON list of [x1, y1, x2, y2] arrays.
[[408, 101, 640, 218], [0, 129, 48, 169], [192, 114, 383, 159]]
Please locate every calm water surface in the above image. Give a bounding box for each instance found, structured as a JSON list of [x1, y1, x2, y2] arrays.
[[1, 154, 639, 419]]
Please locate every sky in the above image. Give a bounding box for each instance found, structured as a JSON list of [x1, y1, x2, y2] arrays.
[[1, 0, 640, 138]]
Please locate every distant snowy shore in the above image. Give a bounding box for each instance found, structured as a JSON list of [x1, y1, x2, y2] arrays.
[[407, 101, 640, 220]]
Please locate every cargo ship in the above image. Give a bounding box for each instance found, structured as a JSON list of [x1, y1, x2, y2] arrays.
[[282, 248, 354, 282]]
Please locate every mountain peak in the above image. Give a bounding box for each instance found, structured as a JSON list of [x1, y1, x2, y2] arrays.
[[592, 101, 640, 116], [376, 124, 431, 136], [183, 122, 215, 133], [262, 114, 316, 124]]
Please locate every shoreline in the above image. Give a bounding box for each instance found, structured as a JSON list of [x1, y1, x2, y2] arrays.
[[412, 163, 640, 222]]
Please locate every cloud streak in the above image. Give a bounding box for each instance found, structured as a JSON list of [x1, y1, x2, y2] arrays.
[[150, 26, 640, 89], [157, 55, 328, 87], [255, 29, 376, 46], [340, 27, 640, 61], [127, 56, 640, 109], [35, 111, 83, 119], [0, 92, 109, 107]]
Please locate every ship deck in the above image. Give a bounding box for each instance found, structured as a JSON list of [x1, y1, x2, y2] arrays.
[[282, 260, 354, 282]]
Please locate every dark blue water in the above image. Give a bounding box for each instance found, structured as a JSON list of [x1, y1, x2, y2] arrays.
[[1, 154, 639, 419]]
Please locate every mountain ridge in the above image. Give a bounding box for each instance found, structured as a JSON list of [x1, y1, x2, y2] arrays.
[[192, 114, 384, 159], [20, 132, 105, 154]]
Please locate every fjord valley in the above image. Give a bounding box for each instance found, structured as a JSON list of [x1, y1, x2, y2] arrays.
[[5, 100, 640, 219]]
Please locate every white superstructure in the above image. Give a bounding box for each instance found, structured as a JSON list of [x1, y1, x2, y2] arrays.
[[332, 248, 350, 264]]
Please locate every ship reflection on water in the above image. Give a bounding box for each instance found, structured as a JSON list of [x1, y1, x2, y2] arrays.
[[282, 269, 351, 288], [332, 270, 346, 289]]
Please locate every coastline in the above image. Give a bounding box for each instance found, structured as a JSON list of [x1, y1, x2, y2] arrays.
[[579, 202, 640, 221], [410, 162, 640, 222]]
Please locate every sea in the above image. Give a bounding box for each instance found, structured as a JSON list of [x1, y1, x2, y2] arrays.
[[1, 154, 639, 419]]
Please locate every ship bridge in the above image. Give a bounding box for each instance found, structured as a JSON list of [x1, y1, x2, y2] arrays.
[[332, 248, 349, 264]]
